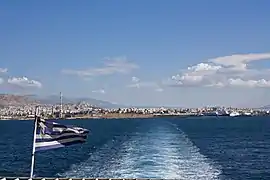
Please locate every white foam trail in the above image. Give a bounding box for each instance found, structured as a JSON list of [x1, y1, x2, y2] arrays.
[[59, 121, 223, 179]]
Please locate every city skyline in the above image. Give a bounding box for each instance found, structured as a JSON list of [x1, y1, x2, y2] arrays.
[[1, 1, 270, 108]]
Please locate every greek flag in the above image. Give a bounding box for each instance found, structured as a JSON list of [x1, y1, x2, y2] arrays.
[[35, 118, 89, 151]]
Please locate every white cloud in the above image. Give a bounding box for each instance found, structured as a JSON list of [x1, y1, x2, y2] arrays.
[[128, 76, 155, 88], [7, 77, 42, 88], [169, 63, 222, 87], [127, 81, 158, 88], [155, 87, 164, 92], [187, 63, 222, 73], [209, 53, 270, 71], [127, 83, 140, 88], [168, 53, 270, 88], [127, 76, 164, 92], [92, 89, 106, 94], [227, 78, 270, 88], [0, 78, 3, 84], [205, 82, 225, 88], [0, 68, 8, 73], [62, 56, 139, 78], [132, 76, 140, 83]]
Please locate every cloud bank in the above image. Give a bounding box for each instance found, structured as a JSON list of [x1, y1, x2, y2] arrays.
[[0, 68, 8, 73], [127, 76, 164, 92], [62, 56, 139, 78], [92, 89, 106, 94], [0, 67, 42, 90], [7, 77, 42, 88], [167, 53, 270, 88]]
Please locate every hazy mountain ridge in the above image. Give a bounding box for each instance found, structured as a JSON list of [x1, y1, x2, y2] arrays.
[[0, 94, 39, 106], [29, 95, 124, 108], [0, 94, 124, 108], [0, 94, 263, 109]]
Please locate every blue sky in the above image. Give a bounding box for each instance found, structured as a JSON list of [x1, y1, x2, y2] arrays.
[[1, 0, 270, 107]]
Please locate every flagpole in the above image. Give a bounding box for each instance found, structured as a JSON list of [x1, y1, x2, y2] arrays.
[[30, 106, 39, 178]]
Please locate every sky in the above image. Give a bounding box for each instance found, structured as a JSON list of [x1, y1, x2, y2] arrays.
[[1, 0, 270, 108]]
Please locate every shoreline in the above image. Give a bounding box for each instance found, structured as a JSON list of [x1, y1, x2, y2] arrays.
[[0, 113, 194, 121], [0, 113, 266, 121]]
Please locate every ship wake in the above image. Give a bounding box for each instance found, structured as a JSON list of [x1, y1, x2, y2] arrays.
[[59, 120, 222, 179]]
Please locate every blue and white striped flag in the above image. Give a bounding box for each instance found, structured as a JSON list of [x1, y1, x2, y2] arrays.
[[35, 118, 89, 151]]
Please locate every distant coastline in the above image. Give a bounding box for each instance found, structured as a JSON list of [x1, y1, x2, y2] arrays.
[[1, 94, 270, 122], [1, 94, 270, 121], [1, 112, 268, 121], [0, 112, 195, 121]]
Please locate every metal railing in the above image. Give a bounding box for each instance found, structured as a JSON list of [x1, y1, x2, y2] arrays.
[[1, 178, 167, 180]]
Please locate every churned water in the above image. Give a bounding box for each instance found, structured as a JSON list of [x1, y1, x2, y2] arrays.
[[0, 117, 269, 180]]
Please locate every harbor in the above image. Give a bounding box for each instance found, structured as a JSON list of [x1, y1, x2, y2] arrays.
[[0, 102, 269, 120], [0, 93, 269, 120]]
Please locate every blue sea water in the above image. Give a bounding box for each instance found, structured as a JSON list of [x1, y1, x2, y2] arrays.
[[0, 117, 270, 179]]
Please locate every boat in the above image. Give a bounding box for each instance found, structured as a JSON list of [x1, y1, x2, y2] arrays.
[[229, 112, 240, 117], [239, 112, 253, 117], [216, 109, 230, 116], [198, 111, 217, 116]]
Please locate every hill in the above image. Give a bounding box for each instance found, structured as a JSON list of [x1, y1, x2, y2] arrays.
[[0, 94, 124, 108], [0, 94, 39, 106], [26, 94, 123, 108]]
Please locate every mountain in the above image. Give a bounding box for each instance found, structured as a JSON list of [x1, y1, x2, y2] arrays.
[[0, 94, 39, 106], [132, 105, 183, 109], [0, 94, 180, 109], [27, 95, 125, 108], [0, 94, 124, 108], [73, 97, 124, 108]]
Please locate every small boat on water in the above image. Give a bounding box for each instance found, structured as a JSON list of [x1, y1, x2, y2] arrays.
[[229, 112, 240, 117], [202, 111, 217, 116], [200, 109, 230, 117], [242, 112, 252, 116], [216, 109, 230, 116]]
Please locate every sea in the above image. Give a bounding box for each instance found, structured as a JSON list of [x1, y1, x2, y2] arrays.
[[0, 116, 269, 180]]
